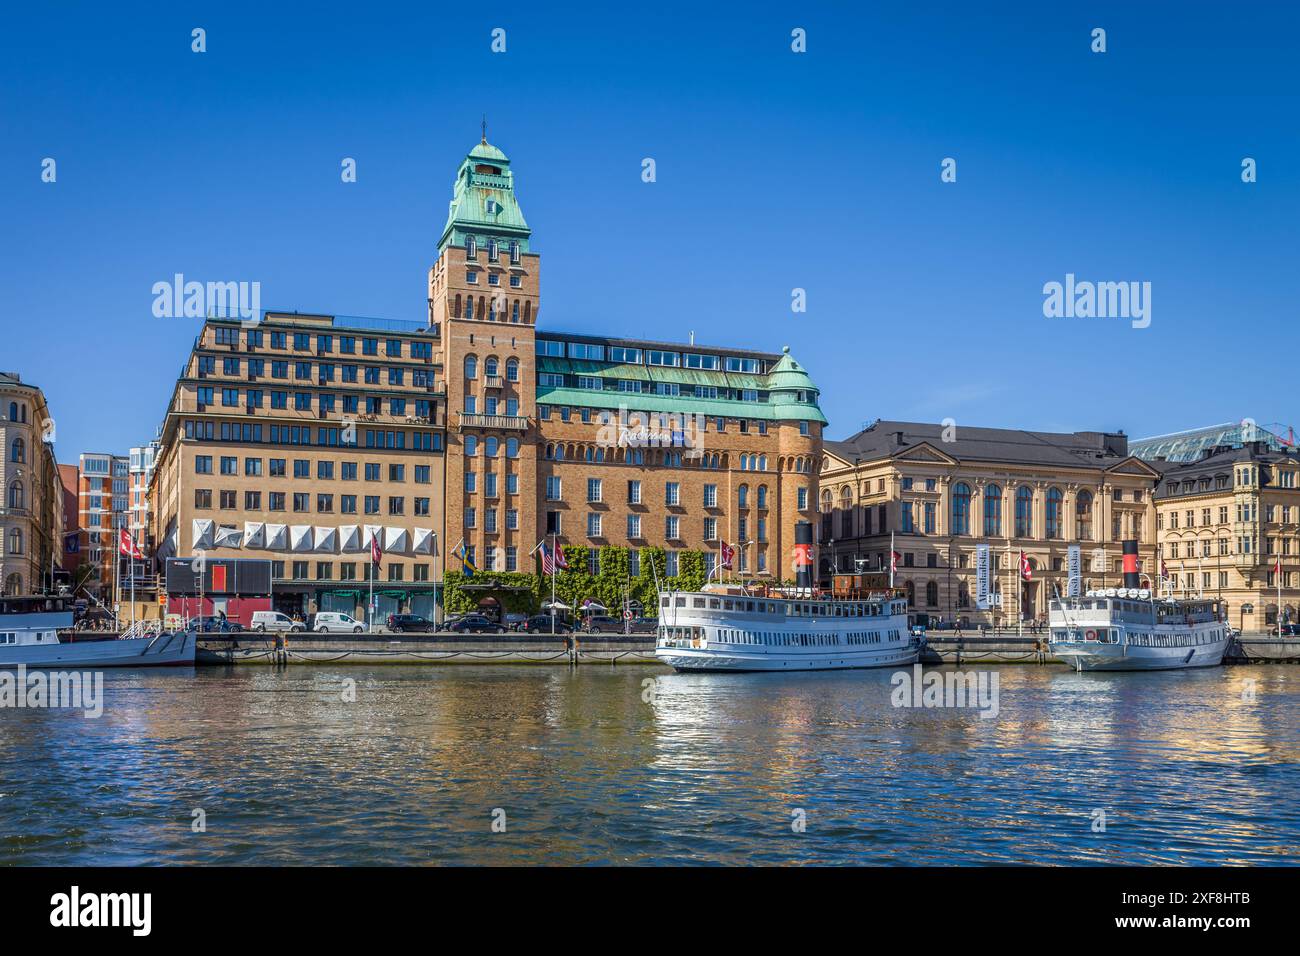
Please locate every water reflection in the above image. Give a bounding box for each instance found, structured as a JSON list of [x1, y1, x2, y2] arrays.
[[0, 664, 1296, 865]]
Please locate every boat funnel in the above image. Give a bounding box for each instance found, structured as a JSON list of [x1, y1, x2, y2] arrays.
[[1122, 539, 1140, 589], [794, 521, 813, 590]]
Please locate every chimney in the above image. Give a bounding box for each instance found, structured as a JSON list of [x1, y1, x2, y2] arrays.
[[894, 431, 906, 446], [1122, 539, 1140, 589]]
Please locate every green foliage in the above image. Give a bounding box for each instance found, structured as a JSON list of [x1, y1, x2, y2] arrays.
[[442, 570, 541, 615], [669, 550, 707, 593]]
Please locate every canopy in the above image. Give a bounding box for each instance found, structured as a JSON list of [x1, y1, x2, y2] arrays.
[[581, 600, 608, 612], [290, 525, 314, 552], [542, 600, 572, 610], [314, 526, 337, 553], [384, 527, 408, 554], [214, 525, 243, 548], [412, 528, 437, 555], [191, 519, 214, 551], [265, 523, 288, 551], [338, 525, 362, 552], [243, 521, 266, 549]]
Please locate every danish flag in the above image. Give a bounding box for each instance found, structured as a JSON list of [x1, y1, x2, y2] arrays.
[[554, 544, 569, 570], [1019, 551, 1033, 581], [720, 541, 737, 569], [1274, 556, 1282, 575], [118, 528, 144, 560], [890, 550, 902, 575]]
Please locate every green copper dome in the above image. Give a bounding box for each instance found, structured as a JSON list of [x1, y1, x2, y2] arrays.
[[438, 137, 532, 254]]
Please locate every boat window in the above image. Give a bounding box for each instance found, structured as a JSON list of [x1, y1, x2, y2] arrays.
[[709, 599, 720, 609], [692, 598, 705, 608], [675, 597, 685, 607]]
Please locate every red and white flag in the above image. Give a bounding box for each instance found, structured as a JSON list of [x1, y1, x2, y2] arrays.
[[118, 528, 144, 560], [1160, 559, 1169, 579], [554, 545, 569, 570], [538, 542, 556, 575], [720, 541, 736, 569], [1019, 551, 1033, 581], [1274, 556, 1282, 575], [371, 533, 383, 568], [890, 550, 902, 575]]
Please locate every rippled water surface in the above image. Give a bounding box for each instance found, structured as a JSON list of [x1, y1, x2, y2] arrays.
[[1, 664, 1297, 865]]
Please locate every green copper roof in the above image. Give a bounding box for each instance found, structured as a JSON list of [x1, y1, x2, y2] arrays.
[[438, 139, 532, 253], [765, 348, 819, 394]]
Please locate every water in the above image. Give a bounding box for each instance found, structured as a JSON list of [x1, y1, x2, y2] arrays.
[[1, 664, 1297, 865]]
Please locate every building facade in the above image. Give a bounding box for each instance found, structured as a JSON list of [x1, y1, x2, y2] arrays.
[[821, 420, 1161, 627], [145, 135, 828, 621], [0, 373, 63, 596], [78, 452, 129, 602], [57, 462, 82, 582], [147, 313, 448, 621], [427, 136, 826, 605], [1153, 441, 1300, 632]]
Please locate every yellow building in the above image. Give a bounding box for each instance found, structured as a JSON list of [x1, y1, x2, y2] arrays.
[[1153, 440, 1300, 633], [0, 372, 63, 596], [822, 420, 1160, 627]]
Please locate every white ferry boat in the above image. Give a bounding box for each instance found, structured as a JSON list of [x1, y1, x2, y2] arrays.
[[1048, 588, 1230, 671], [0, 595, 196, 668], [654, 584, 920, 672]]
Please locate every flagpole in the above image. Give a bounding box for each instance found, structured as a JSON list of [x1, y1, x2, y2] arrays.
[[550, 533, 557, 636], [130, 533, 136, 630], [1278, 557, 1283, 638], [113, 531, 121, 632], [889, 531, 895, 589], [1017, 552, 1023, 638]]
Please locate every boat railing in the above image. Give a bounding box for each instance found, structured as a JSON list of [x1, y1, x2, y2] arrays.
[[119, 620, 164, 640]]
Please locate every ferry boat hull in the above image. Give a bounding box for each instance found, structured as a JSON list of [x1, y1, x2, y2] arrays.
[[656, 643, 919, 673], [1051, 637, 1230, 672], [0, 605, 197, 669]]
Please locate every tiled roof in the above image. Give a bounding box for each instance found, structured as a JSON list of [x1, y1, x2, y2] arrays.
[[827, 419, 1134, 468]]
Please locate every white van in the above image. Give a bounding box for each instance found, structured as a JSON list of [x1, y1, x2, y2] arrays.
[[311, 612, 363, 634], [250, 610, 305, 633]]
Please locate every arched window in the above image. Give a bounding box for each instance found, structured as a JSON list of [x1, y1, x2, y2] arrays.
[[1046, 487, 1063, 539], [6, 402, 16, 421], [951, 482, 971, 535], [466, 297, 475, 320], [506, 358, 519, 382], [1076, 490, 1094, 540], [511, 301, 520, 323], [464, 436, 478, 456], [484, 437, 499, 457], [738, 485, 749, 508], [466, 235, 477, 259], [554, 445, 565, 461], [523, 302, 532, 323], [7, 528, 22, 555], [925, 580, 939, 606], [487, 238, 498, 261], [506, 438, 519, 458], [453, 294, 462, 318], [904, 580, 915, 606], [983, 484, 1002, 536], [484, 357, 498, 378], [758, 455, 766, 471], [7, 481, 22, 510], [464, 355, 477, 379], [957, 581, 971, 608], [1015, 486, 1033, 537], [9, 437, 24, 463], [758, 485, 769, 509]]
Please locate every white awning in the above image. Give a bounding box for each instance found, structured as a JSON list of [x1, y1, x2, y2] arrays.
[[243, 522, 266, 549], [412, 528, 436, 555], [364, 525, 383, 549], [191, 519, 214, 551], [290, 525, 314, 552], [265, 523, 288, 551], [214, 525, 244, 548], [338, 525, 362, 552], [314, 526, 337, 553], [384, 527, 408, 554]]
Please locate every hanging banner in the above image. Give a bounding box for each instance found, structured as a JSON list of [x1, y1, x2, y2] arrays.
[[1067, 544, 1081, 597], [975, 544, 991, 609]]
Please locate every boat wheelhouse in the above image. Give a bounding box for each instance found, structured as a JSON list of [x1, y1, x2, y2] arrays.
[[0, 594, 195, 668]]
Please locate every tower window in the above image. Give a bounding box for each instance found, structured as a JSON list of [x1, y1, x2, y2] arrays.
[[509, 241, 520, 263], [466, 236, 477, 260], [488, 239, 499, 261]]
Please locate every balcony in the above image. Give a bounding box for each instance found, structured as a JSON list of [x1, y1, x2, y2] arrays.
[[457, 412, 529, 432], [484, 375, 505, 389]]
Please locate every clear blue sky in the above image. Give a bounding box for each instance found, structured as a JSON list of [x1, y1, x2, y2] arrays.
[[2, 1, 1296, 462]]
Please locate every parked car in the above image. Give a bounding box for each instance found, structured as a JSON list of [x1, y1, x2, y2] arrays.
[[1278, 623, 1300, 636], [387, 613, 436, 633], [502, 612, 529, 631], [626, 616, 658, 635], [518, 614, 573, 634], [443, 614, 503, 634], [310, 612, 364, 634], [188, 615, 245, 633], [582, 615, 625, 634], [250, 610, 305, 633]]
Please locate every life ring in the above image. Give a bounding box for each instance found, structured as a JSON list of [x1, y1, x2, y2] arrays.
[[1084, 629, 1097, 641]]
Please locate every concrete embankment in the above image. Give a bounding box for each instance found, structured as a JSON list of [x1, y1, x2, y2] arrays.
[[196, 634, 662, 665]]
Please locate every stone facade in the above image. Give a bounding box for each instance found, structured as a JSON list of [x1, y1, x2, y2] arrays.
[[0, 373, 62, 596]]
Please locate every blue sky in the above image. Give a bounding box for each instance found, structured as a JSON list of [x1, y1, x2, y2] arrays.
[[2, 1, 1297, 462]]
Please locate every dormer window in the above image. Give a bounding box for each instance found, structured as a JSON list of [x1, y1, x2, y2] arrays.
[[466, 236, 477, 260]]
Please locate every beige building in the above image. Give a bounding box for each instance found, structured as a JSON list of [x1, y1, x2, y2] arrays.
[[148, 313, 448, 620], [821, 420, 1161, 627], [0, 372, 63, 595], [1154, 440, 1300, 633]]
